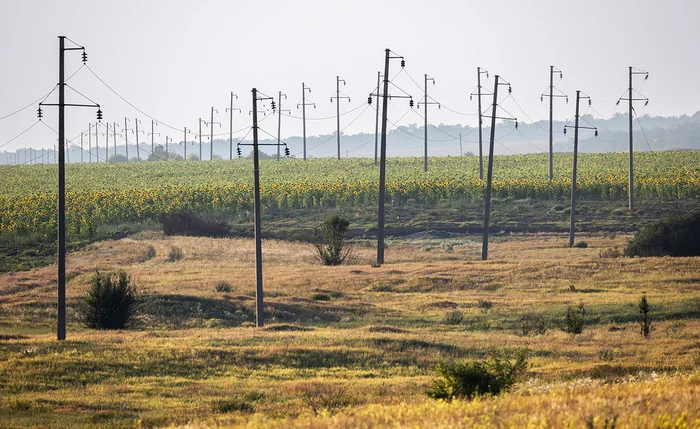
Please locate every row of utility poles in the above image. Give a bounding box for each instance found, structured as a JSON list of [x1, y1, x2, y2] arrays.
[[39, 37, 648, 339]]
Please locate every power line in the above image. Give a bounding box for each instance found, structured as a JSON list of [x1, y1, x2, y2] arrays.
[[0, 121, 42, 150]]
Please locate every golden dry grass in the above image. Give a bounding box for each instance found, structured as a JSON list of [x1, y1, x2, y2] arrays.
[[0, 233, 699, 428]]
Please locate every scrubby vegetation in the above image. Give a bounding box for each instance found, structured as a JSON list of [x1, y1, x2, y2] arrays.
[[76, 271, 137, 329], [625, 211, 700, 257]]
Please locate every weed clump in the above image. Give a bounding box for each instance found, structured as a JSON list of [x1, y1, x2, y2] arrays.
[[426, 350, 528, 401], [625, 211, 700, 257], [517, 313, 547, 336], [562, 302, 586, 334], [442, 310, 464, 325], [168, 247, 184, 262], [77, 271, 137, 330], [215, 281, 233, 293], [573, 240, 588, 248], [314, 215, 351, 266]]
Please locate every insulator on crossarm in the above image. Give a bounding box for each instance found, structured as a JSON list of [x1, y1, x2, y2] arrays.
[[236, 146, 242, 158], [367, 96, 372, 105], [508, 85, 512, 94], [409, 99, 414, 108], [96, 109, 103, 121], [566, 96, 569, 104], [515, 121, 518, 130], [82, 50, 87, 63], [563, 128, 567, 135], [37, 107, 43, 120], [401, 59, 405, 68], [595, 129, 599, 137], [284, 147, 290, 157], [588, 99, 592, 106], [540, 96, 543, 102]]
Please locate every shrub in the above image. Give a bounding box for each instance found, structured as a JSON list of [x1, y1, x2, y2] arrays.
[[562, 302, 586, 334], [518, 313, 547, 336], [573, 240, 588, 248], [76, 271, 136, 329], [311, 293, 331, 301], [426, 350, 528, 401], [314, 215, 351, 266], [140, 245, 156, 262], [625, 211, 700, 257], [168, 247, 184, 262], [294, 382, 355, 415], [477, 299, 494, 312], [215, 281, 233, 293], [442, 310, 464, 325], [157, 212, 230, 237], [599, 247, 621, 258], [639, 294, 652, 338]]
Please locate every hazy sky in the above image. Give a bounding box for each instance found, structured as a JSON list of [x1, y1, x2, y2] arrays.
[[1, 0, 698, 153]]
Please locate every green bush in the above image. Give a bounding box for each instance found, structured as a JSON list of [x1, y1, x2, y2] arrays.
[[426, 351, 528, 401], [639, 294, 652, 338], [215, 281, 233, 293], [442, 310, 464, 325], [517, 313, 547, 336], [77, 271, 137, 330], [573, 240, 588, 248], [562, 302, 586, 334], [168, 247, 184, 262], [314, 215, 351, 266], [625, 211, 700, 257]]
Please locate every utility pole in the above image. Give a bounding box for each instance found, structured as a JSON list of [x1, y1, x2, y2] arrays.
[[481, 76, 516, 261], [374, 71, 381, 166], [88, 123, 92, 163], [105, 122, 109, 162], [226, 92, 239, 160], [124, 118, 130, 160], [183, 127, 190, 161], [38, 36, 101, 340], [199, 118, 205, 160], [80, 132, 83, 163], [420, 73, 439, 172], [276, 91, 289, 160], [94, 122, 99, 162], [209, 107, 220, 160], [134, 118, 143, 161], [368, 49, 408, 265], [236, 89, 282, 327], [331, 76, 350, 160], [150, 120, 159, 156], [459, 132, 462, 157], [541, 66, 566, 181], [298, 83, 314, 160], [165, 136, 171, 160], [564, 91, 597, 247], [471, 67, 489, 180], [618, 67, 649, 211], [112, 122, 117, 160]]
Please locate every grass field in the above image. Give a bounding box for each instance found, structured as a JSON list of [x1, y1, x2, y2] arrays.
[[1, 233, 699, 428]]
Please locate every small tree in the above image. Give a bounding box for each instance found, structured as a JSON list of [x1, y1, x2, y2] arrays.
[[314, 215, 351, 266], [562, 302, 586, 334], [77, 271, 137, 329], [639, 294, 652, 338]]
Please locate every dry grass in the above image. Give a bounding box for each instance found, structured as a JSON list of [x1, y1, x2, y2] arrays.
[[0, 233, 698, 428]]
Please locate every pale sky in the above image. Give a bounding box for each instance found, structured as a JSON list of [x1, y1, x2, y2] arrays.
[[1, 0, 698, 153]]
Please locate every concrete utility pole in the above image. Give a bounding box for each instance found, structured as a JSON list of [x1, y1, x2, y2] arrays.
[[165, 136, 171, 160], [105, 122, 109, 162], [481, 75, 500, 261], [80, 132, 83, 163], [183, 127, 190, 160], [150, 120, 159, 156], [199, 118, 205, 160], [373, 48, 407, 265], [94, 122, 99, 162], [481, 76, 516, 261], [124, 118, 130, 160], [421, 73, 439, 172], [38, 36, 101, 340], [331, 76, 350, 160], [298, 83, 314, 160], [134, 118, 143, 161], [541, 66, 566, 181], [88, 123, 92, 163], [620, 67, 649, 211], [459, 132, 462, 157], [564, 91, 596, 247], [112, 122, 117, 160], [374, 71, 381, 166], [276, 91, 289, 160], [470, 67, 489, 180], [226, 92, 239, 160], [209, 107, 220, 160]]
